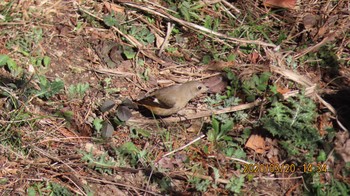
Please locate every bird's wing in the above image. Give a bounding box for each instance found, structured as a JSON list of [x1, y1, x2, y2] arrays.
[[136, 95, 175, 109]]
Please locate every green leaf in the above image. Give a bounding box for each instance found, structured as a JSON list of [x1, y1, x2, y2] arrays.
[[225, 175, 245, 193], [43, 56, 51, 67], [202, 55, 211, 64], [221, 120, 234, 133], [27, 187, 37, 196], [93, 118, 104, 131], [227, 54, 236, 62], [6, 58, 23, 77], [68, 83, 89, 98], [50, 79, 65, 95], [123, 50, 136, 59], [36, 77, 64, 99], [317, 150, 326, 162], [0, 54, 9, 66], [136, 129, 151, 138], [212, 117, 219, 133], [204, 15, 212, 29], [103, 14, 118, 27], [119, 142, 140, 155]]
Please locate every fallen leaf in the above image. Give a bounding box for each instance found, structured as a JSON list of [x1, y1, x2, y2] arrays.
[[116, 106, 132, 121], [317, 113, 332, 136], [264, 0, 298, 9], [245, 134, 266, 154], [276, 84, 291, 94], [100, 99, 116, 113], [303, 14, 318, 30], [249, 51, 260, 64], [206, 60, 235, 71], [101, 122, 115, 138], [334, 131, 350, 162], [85, 142, 105, 156], [58, 127, 79, 138], [104, 2, 125, 13], [203, 75, 228, 93]]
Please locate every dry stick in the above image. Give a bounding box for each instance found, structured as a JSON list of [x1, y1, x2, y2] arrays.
[[33, 146, 87, 196], [169, 69, 213, 77], [84, 177, 162, 196], [78, 6, 179, 68], [158, 22, 174, 56], [294, 22, 349, 59], [93, 67, 136, 77], [119, 2, 276, 47], [222, 0, 241, 14], [183, 171, 230, 184], [220, 2, 239, 22], [271, 65, 348, 132], [130, 12, 165, 36], [162, 134, 206, 157], [128, 99, 261, 124]]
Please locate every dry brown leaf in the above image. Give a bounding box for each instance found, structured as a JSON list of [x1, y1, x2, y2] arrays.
[[249, 51, 260, 64], [264, 0, 298, 9], [104, 2, 125, 13], [245, 134, 266, 154], [203, 75, 228, 93], [155, 33, 165, 48], [206, 60, 235, 71], [276, 84, 291, 94], [335, 132, 350, 162], [187, 119, 204, 133], [317, 26, 328, 37], [317, 113, 332, 136], [58, 127, 78, 138]]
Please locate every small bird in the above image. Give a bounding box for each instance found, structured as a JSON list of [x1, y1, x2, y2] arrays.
[[136, 81, 208, 116]]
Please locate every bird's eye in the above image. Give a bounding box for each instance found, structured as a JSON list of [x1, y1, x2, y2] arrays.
[[197, 86, 202, 90]]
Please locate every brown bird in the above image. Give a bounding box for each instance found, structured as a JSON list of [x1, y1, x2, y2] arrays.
[[136, 81, 208, 116]]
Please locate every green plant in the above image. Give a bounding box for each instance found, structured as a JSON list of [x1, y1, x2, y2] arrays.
[[6, 27, 44, 56], [204, 15, 220, 31], [129, 128, 151, 139], [67, 82, 90, 98], [225, 175, 245, 193], [122, 47, 136, 60], [103, 12, 126, 29], [128, 26, 155, 45], [34, 76, 64, 99], [261, 93, 320, 161], [304, 172, 350, 195], [242, 72, 271, 102], [115, 141, 144, 166], [93, 118, 104, 132], [0, 54, 23, 77], [207, 116, 234, 143], [81, 150, 115, 174], [27, 182, 73, 196], [0, 1, 16, 22], [30, 55, 51, 68], [102, 77, 122, 95], [189, 177, 211, 192], [177, 1, 203, 21]]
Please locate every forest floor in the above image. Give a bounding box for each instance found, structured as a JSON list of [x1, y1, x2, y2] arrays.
[[0, 0, 349, 195]]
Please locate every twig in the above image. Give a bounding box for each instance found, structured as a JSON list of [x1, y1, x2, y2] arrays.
[[128, 99, 262, 124], [221, 0, 241, 14], [158, 22, 174, 56], [93, 67, 136, 77], [162, 134, 206, 157], [119, 1, 276, 47], [78, 6, 179, 68], [32, 146, 87, 196], [84, 176, 162, 195]]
